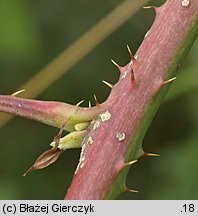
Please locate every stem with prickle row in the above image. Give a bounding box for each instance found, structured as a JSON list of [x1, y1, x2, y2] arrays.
[[0, 0, 197, 199], [65, 0, 198, 199]]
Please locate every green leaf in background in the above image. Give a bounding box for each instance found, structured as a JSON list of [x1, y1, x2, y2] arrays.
[[166, 39, 198, 102], [0, 0, 42, 60]]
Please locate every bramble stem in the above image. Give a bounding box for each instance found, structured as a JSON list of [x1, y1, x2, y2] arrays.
[[65, 0, 198, 199]]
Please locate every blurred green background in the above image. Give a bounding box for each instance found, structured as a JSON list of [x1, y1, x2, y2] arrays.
[[0, 0, 198, 199]]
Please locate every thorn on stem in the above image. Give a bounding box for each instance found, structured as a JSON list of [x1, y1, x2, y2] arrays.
[[76, 100, 84, 107], [125, 160, 137, 167], [126, 46, 137, 86], [154, 77, 177, 96], [116, 159, 137, 173], [11, 89, 26, 96], [144, 152, 160, 157], [111, 59, 126, 75], [88, 101, 91, 108], [125, 187, 139, 193], [111, 59, 121, 69], [93, 94, 99, 106], [102, 80, 113, 89], [127, 45, 136, 62], [143, 5, 155, 9], [143, 5, 159, 13], [162, 77, 176, 86]]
